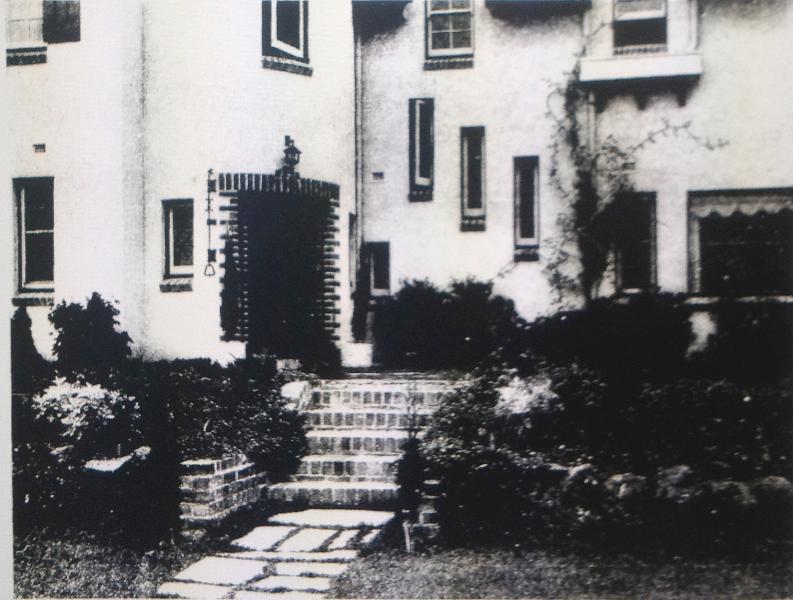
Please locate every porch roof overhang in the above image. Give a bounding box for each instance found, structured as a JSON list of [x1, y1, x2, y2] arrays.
[[579, 53, 703, 87]]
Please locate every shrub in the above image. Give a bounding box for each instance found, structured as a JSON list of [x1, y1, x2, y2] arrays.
[[692, 300, 793, 382], [118, 355, 308, 481], [12, 380, 143, 536], [423, 367, 793, 553], [49, 293, 132, 385], [524, 293, 693, 381], [11, 307, 53, 395], [373, 279, 530, 371]]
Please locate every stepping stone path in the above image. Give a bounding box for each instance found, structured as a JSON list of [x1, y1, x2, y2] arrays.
[[159, 376, 458, 599], [158, 508, 391, 599]]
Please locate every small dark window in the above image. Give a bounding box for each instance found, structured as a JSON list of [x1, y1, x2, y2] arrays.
[[613, 0, 666, 55], [614, 193, 655, 291], [514, 156, 539, 248], [409, 98, 434, 200], [14, 177, 54, 290], [367, 242, 390, 294], [43, 0, 80, 43], [262, 0, 308, 62], [461, 126, 485, 230], [164, 200, 193, 278]]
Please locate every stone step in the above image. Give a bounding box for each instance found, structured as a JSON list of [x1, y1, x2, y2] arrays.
[[274, 561, 349, 577], [296, 453, 399, 480], [306, 408, 431, 430], [233, 591, 326, 600], [250, 575, 331, 593], [307, 430, 410, 455], [219, 550, 357, 562], [268, 480, 398, 507], [311, 384, 453, 410], [268, 508, 394, 529]]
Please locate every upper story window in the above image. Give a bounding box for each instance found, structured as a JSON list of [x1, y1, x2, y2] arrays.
[[7, 0, 79, 65], [163, 200, 194, 279], [514, 157, 540, 260], [614, 192, 656, 292], [14, 177, 54, 292], [460, 126, 485, 231], [426, 0, 473, 58], [689, 191, 793, 297], [262, 0, 310, 74], [613, 0, 667, 55], [409, 98, 434, 201]]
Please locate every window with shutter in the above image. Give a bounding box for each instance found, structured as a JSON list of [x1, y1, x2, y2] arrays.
[[163, 200, 194, 279], [409, 98, 434, 201], [614, 193, 656, 291], [42, 0, 80, 44], [514, 157, 540, 258], [461, 126, 485, 231], [262, 0, 309, 73]]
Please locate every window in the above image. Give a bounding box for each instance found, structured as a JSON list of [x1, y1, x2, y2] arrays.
[[164, 200, 194, 278], [690, 191, 793, 296], [15, 177, 54, 291], [614, 193, 656, 291], [426, 0, 473, 58], [613, 0, 666, 55], [262, 0, 308, 63], [409, 98, 434, 200], [6, 0, 80, 45], [366, 242, 390, 295], [514, 157, 540, 253], [461, 126, 485, 231]]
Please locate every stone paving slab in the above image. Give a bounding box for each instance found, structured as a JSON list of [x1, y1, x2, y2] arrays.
[[252, 575, 332, 592], [276, 528, 338, 552], [219, 550, 357, 562], [232, 526, 296, 551], [327, 529, 359, 550], [233, 591, 326, 600], [173, 556, 268, 586], [274, 561, 349, 577], [158, 580, 233, 599], [270, 509, 393, 529], [359, 529, 381, 547]]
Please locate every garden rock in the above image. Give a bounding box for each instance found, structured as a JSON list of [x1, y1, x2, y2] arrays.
[[656, 465, 695, 504], [704, 480, 757, 510], [751, 475, 793, 502], [605, 473, 647, 500]]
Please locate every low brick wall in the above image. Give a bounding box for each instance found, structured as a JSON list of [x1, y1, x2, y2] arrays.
[[180, 453, 267, 531]]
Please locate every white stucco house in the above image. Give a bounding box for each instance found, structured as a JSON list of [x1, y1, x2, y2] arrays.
[[5, 0, 793, 366]]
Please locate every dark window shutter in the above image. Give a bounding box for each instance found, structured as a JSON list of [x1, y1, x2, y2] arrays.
[[43, 0, 80, 44], [262, 1, 273, 55]]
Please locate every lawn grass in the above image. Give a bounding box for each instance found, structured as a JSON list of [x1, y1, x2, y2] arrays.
[[13, 528, 204, 598], [330, 546, 793, 599]]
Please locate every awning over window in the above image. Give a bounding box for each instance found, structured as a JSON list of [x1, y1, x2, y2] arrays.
[[690, 192, 793, 219]]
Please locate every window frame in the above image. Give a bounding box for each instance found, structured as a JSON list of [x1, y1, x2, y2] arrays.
[[14, 177, 54, 293], [688, 189, 793, 297], [263, 0, 309, 63], [163, 199, 194, 279], [460, 126, 486, 230], [613, 192, 657, 293], [514, 156, 540, 250], [425, 0, 474, 59], [409, 98, 434, 199]]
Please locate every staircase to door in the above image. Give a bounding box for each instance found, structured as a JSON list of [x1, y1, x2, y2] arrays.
[[268, 375, 459, 508]]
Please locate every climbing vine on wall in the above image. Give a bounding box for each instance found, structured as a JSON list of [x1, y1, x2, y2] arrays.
[[544, 42, 728, 305]]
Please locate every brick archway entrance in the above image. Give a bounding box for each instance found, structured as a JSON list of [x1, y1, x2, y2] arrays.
[[218, 171, 341, 364]]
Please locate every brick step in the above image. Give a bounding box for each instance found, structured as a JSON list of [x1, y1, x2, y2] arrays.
[[297, 453, 399, 480], [268, 481, 398, 507], [307, 430, 410, 455], [307, 408, 431, 430], [311, 379, 458, 410]]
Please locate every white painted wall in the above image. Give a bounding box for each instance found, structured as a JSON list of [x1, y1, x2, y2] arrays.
[[361, 1, 585, 320]]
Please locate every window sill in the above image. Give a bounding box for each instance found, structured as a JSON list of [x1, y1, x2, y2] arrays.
[[262, 55, 312, 76], [160, 278, 193, 293], [514, 246, 539, 262], [579, 52, 702, 85], [461, 216, 486, 232], [424, 56, 473, 71], [685, 294, 793, 307], [7, 46, 47, 66], [408, 189, 432, 202], [13, 292, 54, 307]]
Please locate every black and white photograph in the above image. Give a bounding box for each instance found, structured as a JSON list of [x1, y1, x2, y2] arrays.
[[3, 0, 793, 598]]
